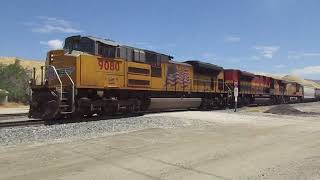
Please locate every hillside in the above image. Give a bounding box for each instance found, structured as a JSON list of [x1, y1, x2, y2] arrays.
[[282, 75, 320, 89], [0, 57, 45, 81], [306, 79, 320, 84]]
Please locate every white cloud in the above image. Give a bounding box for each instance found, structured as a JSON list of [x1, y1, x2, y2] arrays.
[[288, 51, 320, 59], [28, 16, 82, 33], [254, 46, 280, 58], [224, 36, 241, 43], [254, 46, 280, 59], [253, 71, 286, 78], [40, 39, 64, 50], [292, 66, 320, 76]]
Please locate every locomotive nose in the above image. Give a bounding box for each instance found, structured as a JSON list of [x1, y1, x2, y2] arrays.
[[29, 90, 59, 120]]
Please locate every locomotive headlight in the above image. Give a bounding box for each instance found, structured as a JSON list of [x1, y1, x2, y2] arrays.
[[49, 54, 54, 62]]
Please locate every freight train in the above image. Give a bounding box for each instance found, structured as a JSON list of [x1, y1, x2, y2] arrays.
[[29, 35, 306, 120]]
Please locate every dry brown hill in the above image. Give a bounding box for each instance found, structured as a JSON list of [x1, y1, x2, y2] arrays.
[[241, 72, 320, 89], [282, 75, 320, 89], [0, 56, 45, 81], [306, 79, 320, 84]]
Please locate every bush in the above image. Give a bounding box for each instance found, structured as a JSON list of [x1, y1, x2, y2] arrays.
[[0, 59, 31, 103], [0, 89, 8, 100]]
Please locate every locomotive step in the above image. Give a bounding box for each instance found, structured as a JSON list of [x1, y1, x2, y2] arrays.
[[60, 112, 72, 114], [59, 104, 70, 108]]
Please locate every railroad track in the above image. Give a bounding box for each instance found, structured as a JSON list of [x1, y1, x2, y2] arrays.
[[0, 119, 44, 128], [0, 113, 28, 118], [0, 108, 233, 127], [0, 103, 294, 128]]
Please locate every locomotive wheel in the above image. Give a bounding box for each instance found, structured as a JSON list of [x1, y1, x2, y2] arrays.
[[140, 98, 150, 111], [42, 100, 59, 120]]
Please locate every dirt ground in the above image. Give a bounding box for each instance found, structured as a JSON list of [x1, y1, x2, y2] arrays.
[[1, 102, 320, 180], [0, 102, 27, 109], [0, 103, 28, 115]]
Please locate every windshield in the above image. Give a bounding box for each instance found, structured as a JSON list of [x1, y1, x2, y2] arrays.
[[64, 37, 95, 54]]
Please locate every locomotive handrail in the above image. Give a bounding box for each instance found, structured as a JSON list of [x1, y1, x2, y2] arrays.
[[44, 65, 63, 101], [224, 82, 232, 92], [64, 70, 75, 113]]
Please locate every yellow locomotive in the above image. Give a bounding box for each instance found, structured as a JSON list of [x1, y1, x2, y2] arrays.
[[29, 35, 227, 120]]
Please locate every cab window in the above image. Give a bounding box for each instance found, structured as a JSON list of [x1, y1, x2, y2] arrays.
[[98, 43, 116, 58]]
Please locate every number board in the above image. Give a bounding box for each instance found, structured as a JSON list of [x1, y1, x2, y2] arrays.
[[98, 58, 122, 72]]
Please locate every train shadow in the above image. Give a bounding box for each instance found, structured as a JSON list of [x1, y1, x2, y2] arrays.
[[44, 107, 232, 125], [45, 112, 145, 125]]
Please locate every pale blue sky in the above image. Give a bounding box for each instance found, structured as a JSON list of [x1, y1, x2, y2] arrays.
[[0, 0, 319, 79]]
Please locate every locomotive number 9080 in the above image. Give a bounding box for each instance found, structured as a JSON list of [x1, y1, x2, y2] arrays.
[[98, 59, 121, 71]]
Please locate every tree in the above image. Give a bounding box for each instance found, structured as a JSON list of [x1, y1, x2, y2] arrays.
[[0, 59, 31, 103]]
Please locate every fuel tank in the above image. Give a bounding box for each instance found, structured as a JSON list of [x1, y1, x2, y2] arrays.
[[148, 98, 202, 111]]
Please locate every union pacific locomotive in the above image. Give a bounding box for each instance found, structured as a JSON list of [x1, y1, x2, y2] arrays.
[[29, 35, 304, 120]]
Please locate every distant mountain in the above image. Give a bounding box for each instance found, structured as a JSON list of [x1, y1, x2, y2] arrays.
[[283, 75, 320, 88], [0, 56, 44, 68]]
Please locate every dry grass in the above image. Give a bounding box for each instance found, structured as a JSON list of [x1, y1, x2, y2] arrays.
[[0, 102, 28, 108], [282, 75, 320, 88]]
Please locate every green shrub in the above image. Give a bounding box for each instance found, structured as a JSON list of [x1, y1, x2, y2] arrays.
[[0, 59, 31, 103], [0, 89, 8, 100]]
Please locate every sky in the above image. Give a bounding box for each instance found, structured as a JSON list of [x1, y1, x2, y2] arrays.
[[0, 0, 319, 79]]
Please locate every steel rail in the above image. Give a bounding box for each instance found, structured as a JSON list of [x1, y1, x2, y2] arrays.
[[0, 119, 44, 128], [0, 113, 28, 118]]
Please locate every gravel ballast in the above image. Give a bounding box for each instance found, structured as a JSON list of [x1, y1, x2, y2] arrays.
[[0, 115, 207, 146], [1, 102, 319, 146], [264, 104, 320, 116]]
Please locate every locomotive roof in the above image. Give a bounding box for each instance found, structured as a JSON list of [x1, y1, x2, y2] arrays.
[[241, 71, 255, 78], [184, 60, 223, 76], [87, 36, 120, 47], [225, 69, 241, 72], [168, 60, 192, 66], [70, 35, 173, 58], [184, 60, 223, 71]]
